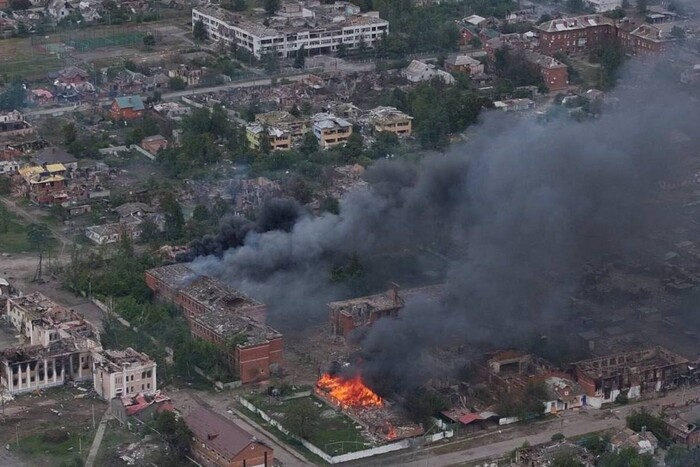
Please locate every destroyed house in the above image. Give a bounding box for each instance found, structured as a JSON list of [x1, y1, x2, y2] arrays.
[[329, 283, 403, 337], [93, 347, 157, 400], [18, 163, 67, 205], [178, 275, 267, 324], [572, 347, 690, 407], [665, 407, 700, 447], [145, 263, 197, 302]]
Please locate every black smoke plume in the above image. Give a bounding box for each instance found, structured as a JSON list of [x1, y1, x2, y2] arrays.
[[191, 72, 699, 391]]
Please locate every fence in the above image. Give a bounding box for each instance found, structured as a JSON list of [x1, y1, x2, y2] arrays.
[[238, 396, 453, 464]]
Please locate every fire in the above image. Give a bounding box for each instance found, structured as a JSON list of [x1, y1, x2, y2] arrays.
[[316, 373, 383, 408]]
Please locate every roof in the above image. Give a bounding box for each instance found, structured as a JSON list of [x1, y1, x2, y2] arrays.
[[179, 275, 264, 316], [57, 66, 89, 80], [193, 306, 280, 347], [185, 405, 265, 461], [114, 202, 155, 218], [114, 95, 145, 111], [523, 50, 567, 70], [544, 376, 585, 402], [368, 106, 413, 123], [312, 113, 351, 130], [329, 286, 404, 317], [464, 14, 486, 26], [458, 413, 483, 425], [445, 53, 482, 68], [537, 15, 614, 33], [33, 147, 77, 165], [146, 263, 198, 285]]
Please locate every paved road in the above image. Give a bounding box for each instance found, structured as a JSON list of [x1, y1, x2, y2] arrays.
[[23, 73, 313, 118], [355, 385, 700, 467]]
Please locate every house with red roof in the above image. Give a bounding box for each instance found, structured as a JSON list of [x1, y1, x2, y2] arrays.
[[185, 405, 273, 467]]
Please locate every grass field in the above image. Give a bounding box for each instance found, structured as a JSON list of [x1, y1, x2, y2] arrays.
[[249, 394, 371, 455], [0, 38, 62, 80], [0, 207, 56, 254], [66, 32, 146, 51]]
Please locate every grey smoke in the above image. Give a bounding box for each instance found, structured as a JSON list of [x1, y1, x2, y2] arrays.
[[192, 70, 698, 390]]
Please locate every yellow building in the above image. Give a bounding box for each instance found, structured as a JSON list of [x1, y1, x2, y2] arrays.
[[368, 106, 413, 137], [311, 113, 353, 149], [246, 124, 291, 151], [255, 111, 307, 139]]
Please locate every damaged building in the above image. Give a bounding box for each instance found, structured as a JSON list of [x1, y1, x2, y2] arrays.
[[572, 346, 691, 407], [93, 348, 157, 400], [145, 264, 283, 384], [329, 283, 404, 338], [1, 293, 156, 398]]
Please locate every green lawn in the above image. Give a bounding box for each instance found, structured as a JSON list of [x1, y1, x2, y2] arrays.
[[18, 421, 95, 466], [0, 217, 32, 253], [249, 395, 371, 455]]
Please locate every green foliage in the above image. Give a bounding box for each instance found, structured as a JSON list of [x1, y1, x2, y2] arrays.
[[552, 452, 583, 467], [0, 177, 10, 195], [168, 77, 186, 91], [160, 192, 184, 241], [193, 20, 207, 41], [0, 84, 25, 111], [551, 432, 566, 441], [142, 34, 156, 48], [636, 0, 647, 14], [666, 445, 700, 467], [262, 52, 279, 74], [26, 223, 51, 252], [294, 45, 306, 69], [605, 7, 626, 19], [264, 0, 280, 14], [285, 398, 318, 439], [591, 38, 625, 90], [598, 447, 654, 467], [330, 254, 364, 282], [493, 46, 545, 89], [319, 196, 340, 215], [615, 392, 629, 405], [579, 434, 610, 456], [670, 26, 685, 40], [153, 411, 191, 459], [62, 122, 77, 145], [403, 388, 449, 425], [10, 0, 32, 10], [626, 409, 671, 447]]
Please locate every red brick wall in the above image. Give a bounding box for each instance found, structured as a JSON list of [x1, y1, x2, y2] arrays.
[[538, 25, 614, 55], [231, 442, 273, 467], [268, 337, 283, 364], [237, 343, 272, 384], [574, 367, 597, 397], [542, 66, 568, 91]]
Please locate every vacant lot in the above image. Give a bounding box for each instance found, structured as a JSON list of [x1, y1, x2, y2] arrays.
[[0, 387, 108, 466]]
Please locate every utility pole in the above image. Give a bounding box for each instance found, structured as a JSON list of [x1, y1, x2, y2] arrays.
[[92, 404, 95, 430]]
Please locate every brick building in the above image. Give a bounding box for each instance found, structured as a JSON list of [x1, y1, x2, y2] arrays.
[[572, 347, 690, 408], [523, 51, 569, 91], [185, 405, 273, 467], [536, 15, 616, 56], [329, 283, 404, 338], [18, 163, 67, 205], [145, 264, 283, 384], [111, 95, 145, 120]]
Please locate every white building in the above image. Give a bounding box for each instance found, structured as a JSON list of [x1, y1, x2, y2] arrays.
[[586, 0, 623, 12], [311, 113, 353, 148], [192, 3, 389, 59], [93, 348, 157, 400], [402, 60, 455, 85]]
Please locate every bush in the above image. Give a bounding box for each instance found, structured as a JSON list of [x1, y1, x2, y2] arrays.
[[551, 432, 566, 441]]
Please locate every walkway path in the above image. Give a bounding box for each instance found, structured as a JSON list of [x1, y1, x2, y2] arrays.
[[85, 410, 111, 467]]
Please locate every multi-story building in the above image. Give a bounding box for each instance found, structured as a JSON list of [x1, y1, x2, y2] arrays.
[[93, 348, 157, 400], [185, 405, 274, 467], [329, 283, 404, 338], [18, 163, 67, 205], [536, 15, 616, 56], [523, 50, 569, 91], [367, 106, 413, 137], [311, 113, 352, 148], [255, 111, 307, 139], [536, 15, 673, 56], [191, 3, 389, 59], [572, 347, 690, 408], [145, 264, 283, 384], [2, 293, 102, 395], [245, 123, 292, 151]]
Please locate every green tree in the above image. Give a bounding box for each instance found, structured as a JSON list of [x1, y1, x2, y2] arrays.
[[319, 196, 339, 214], [598, 447, 654, 467], [160, 193, 184, 241], [285, 399, 318, 439], [670, 26, 685, 40], [26, 223, 51, 252], [9, 0, 31, 10], [0, 84, 25, 111], [153, 411, 191, 459], [264, 0, 280, 15], [233, 0, 246, 10], [143, 33, 156, 49], [337, 42, 347, 58], [62, 123, 77, 145], [552, 452, 583, 467], [262, 52, 279, 74], [168, 77, 187, 90], [0, 177, 10, 195], [193, 20, 207, 41], [636, 0, 648, 14], [139, 217, 160, 245], [626, 409, 671, 447], [0, 204, 9, 233], [294, 45, 306, 69]]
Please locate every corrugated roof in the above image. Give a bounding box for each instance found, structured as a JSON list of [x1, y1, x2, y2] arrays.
[[114, 95, 145, 111]]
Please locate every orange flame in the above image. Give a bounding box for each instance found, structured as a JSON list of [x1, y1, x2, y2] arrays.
[[316, 373, 383, 408]]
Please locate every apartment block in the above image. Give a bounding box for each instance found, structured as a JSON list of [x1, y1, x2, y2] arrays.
[[191, 2, 388, 59], [312, 113, 352, 148], [368, 106, 413, 137], [93, 348, 157, 400]]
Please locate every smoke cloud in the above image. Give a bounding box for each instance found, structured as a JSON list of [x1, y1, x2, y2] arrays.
[[191, 69, 699, 391]]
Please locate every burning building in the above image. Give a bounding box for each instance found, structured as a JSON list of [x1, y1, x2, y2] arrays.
[[572, 346, 691, 407], [329, 283, 403, 338]]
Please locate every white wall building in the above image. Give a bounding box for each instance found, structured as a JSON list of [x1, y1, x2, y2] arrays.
[[93, 348, 157, 400], [586, 0, 623, 12], [192, 3, 389, 59]]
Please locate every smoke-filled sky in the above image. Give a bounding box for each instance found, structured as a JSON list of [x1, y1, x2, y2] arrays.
[[192, 69, 700, 391]]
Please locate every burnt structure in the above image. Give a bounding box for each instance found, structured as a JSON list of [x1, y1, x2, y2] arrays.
[[145, 264, 282, 384], [572, 346, 690, 407], [329, 283, 403, 338]]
